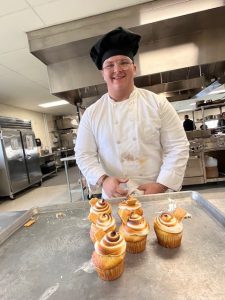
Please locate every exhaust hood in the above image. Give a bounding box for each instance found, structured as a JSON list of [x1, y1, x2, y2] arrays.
[[27, 1, 225, 106]]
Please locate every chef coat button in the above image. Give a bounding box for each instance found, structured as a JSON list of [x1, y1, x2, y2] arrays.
[[116, 140, 121, 144], [115, 121, 118, 125], [133, 137, 136, 141]]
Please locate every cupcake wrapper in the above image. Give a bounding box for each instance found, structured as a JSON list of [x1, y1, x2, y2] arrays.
[[154, 225, 182, 248], [90, 228, 96, 244], [126, 237, 147, 253], [95, 259, 125, 281]]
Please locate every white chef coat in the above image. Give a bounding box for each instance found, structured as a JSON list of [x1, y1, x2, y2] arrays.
[[75, 87, 189, 195]]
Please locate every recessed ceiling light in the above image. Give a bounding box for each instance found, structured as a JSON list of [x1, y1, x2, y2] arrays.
[[38, 100, 69, 108]]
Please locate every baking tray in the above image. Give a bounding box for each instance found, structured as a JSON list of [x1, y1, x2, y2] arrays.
[[0, 191, 224, 300]]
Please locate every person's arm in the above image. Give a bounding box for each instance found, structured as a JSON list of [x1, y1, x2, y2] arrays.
[[100, 176, 129, 198], [75, 109, 106, 187], [138, 182, 168, 194], [75, 109, 129, 197], [156, 96, 189, 191]]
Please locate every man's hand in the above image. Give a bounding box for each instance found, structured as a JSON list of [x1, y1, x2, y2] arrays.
[[138, 182, 168, 195], [102, 176, 129, 198]]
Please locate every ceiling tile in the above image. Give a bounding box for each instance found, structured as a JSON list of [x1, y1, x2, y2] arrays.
[[32, 0, 152, 26], [26, 0, 58, 6], [0, 66, 56, 107], [0, 65, 50, 98], [0, 9, 44, 54], [0, 48, 49, 87], [0, 0, 28, 17], [0, 65, 74, 115]]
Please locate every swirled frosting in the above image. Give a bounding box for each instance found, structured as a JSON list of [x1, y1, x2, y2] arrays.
[[95, 213, 116, 231], [95, 231, 126, 256], [120, 213, 149, 236], [118, 196, 143, 213], [90, 199, 112, 215], [154, 212, 183, 234]]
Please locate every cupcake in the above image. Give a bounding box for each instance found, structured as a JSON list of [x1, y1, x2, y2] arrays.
[[92, 231, 126, 281], [118, 195, 143, 223], [88, 198, 112, 224], [90, 213, 116, 244], [119, 213, 150, 253], [154, 208, 187, 248]]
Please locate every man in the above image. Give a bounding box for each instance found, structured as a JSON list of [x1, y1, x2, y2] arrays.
[[75, 27, 189, 198], [183, 115, 195, 131], [217, 112, 225, 132]]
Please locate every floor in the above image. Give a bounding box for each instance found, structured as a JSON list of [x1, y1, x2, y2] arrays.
[[0, 166, 224, 213], [0, 166, 84, 212]]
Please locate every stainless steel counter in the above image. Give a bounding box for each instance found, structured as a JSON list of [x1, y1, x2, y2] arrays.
[[0, 191, 224, 299]]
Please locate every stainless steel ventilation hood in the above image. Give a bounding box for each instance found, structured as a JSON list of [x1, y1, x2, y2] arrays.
[[27, 1, 225, 106]]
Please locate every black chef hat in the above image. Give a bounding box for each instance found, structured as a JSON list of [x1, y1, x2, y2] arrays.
[[90, 27, 141, 70]]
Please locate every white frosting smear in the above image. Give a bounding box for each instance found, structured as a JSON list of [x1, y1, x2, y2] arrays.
[[73, 260, 95, 274], [38, 283, 59, 300]]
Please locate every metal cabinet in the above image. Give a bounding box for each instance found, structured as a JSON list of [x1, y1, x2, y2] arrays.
[[0, 128, 42, 198]]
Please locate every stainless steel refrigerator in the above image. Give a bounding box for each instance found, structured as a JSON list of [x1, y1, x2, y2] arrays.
[[0, 118, 42, 199]]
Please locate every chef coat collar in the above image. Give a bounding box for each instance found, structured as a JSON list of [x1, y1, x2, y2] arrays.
[[108, 87, 137, 104]]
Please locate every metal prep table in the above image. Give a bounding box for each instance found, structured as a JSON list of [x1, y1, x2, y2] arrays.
[[0, 191, 224, 300], [60, 155, 86, 202]]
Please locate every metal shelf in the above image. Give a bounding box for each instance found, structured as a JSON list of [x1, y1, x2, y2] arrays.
[[195, 102, 225, 111], [206, 177, 225, 183], [42, 169, 57, 179]]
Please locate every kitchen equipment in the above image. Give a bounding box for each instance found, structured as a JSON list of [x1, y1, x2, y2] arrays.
[[205, 156, 219, 178], [183, 140, 205, 185], [205, 114, 219, 121], [0, 191, 224, 299], [0, 117, 42, 199], [56, 118, 77, 130], [185, 129, 211, 140]]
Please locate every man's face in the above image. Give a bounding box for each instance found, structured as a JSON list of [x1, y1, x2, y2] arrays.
[[101, 55, 136, 91]]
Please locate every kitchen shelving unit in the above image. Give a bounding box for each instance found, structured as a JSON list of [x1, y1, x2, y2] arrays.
[[39, 153, 57, 179]]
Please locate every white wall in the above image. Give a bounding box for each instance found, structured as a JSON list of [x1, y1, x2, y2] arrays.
[[0, 103, 56, 151]]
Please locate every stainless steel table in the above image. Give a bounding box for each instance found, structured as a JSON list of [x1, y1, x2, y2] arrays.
[[60, 155, 85, 202], [0, 191, 224, 300]]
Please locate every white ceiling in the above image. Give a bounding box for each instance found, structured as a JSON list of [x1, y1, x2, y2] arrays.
[[0, 0, 151, 116]]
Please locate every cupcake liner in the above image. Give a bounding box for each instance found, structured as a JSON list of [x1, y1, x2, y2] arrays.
[[90, 226, 96, 244], [92, 251, 125, 269], [94, 259, 125, 281], [126, 237, 147, 253], [154, 224, 182, 248]]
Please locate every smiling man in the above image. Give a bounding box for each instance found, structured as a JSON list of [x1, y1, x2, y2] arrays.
[[75, 27, 189, 198]]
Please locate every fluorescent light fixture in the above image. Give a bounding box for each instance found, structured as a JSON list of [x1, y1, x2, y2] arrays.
[[38, 100, 69, 108]]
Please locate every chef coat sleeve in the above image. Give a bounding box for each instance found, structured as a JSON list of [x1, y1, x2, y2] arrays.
[[75, 109, 106, 186], [156, 96, 189, 191]]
